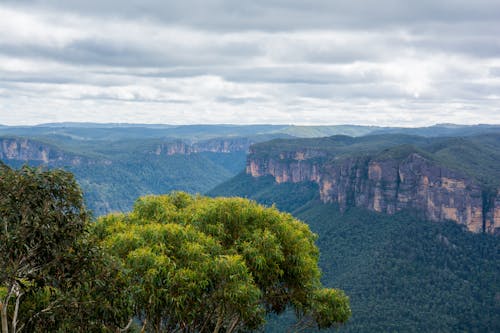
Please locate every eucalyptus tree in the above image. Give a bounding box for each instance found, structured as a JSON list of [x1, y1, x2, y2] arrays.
[[0, 164, 133, 332], [94, 192, 350, 332]]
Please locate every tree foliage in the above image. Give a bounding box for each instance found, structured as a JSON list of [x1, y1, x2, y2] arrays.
[[94, 192, 350, 332], [0, 164, 133, 332]]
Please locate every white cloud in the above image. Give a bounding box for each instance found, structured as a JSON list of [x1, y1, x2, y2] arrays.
[[0, 2, 499, 126]]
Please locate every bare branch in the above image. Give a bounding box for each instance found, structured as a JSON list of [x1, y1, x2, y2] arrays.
[[117, 318, 134, 332], [12, 291, 22, 333]]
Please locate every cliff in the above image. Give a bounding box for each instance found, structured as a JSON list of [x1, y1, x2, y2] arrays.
[[0, 138, 88, 166], [246, 145, 500, 234], [149, 137, 253, 155], [0, 137, 251, 165]]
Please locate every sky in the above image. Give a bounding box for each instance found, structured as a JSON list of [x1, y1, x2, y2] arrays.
[[0, 0, 499, 126]]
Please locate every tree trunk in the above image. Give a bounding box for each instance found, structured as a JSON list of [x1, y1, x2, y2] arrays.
[[12, 292, 21, 333], [1, 302, 9, 333]]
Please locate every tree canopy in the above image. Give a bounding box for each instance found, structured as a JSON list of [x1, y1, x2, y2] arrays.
[[94, 192, 350, 332], [0, 164, 132, 333]]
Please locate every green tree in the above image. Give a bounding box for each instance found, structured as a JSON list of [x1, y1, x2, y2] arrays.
[[0, 164, 133, 332], [94, 192, 350, 332]]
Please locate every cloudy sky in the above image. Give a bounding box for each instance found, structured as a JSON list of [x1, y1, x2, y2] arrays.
[[0, 0, 499, 126]]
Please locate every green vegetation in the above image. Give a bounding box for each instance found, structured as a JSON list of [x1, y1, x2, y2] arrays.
[[210, 174, 500, 332], [426, 134, 500, 190], [277, 125, 378, 138], [2, 124, 500, 216], [2, 123, 500, 332], [209, 172, 320, 213], [249, 134, 429, 160], [2, 123, 498, 141], [0, 164, 133, 333], [249, 133, 500, 189], [297, 204, 499, 332], [0, 135, 248, 215], [68, 153, 243, 215], [0, 165, 349, 332], [93, 192, 350, 332]]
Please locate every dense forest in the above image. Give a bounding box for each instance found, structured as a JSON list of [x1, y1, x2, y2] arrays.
[[210, 174, 500, 332]]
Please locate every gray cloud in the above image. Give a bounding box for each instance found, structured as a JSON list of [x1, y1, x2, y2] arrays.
[[6, 0, 500, 30], [0, 1, 499, 126]]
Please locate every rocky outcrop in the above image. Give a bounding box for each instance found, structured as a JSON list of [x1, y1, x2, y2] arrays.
[[150, 137, 253, 156], [0, 138, 108, 166], [1, 138, 56, 163], [246, 149, 500, 234]]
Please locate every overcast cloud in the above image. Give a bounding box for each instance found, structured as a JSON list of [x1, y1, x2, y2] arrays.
[[0, 0, 499, 126]]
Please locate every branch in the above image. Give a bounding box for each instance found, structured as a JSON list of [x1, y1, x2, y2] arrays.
[[12, 291, 22, 333], [140, 317, 147, 333], [199, 304, 218, 333], [1, 284, 15, 333], [117, 318, 133, 332], [287, 315, 315, 333], [16, 297, 65, 333], [212, 306, 223, 333], [226, 315, 239, 333]]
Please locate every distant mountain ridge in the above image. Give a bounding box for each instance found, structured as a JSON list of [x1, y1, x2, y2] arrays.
[[2, 123, 500, 141]]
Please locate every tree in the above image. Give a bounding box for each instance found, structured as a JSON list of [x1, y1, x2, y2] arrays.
[[94, 192, 350, 332], [0, 164, 133, 332]]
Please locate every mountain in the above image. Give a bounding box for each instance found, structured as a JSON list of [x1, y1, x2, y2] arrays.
[[0, 124, 290, 141], [2, 123, 499, 141], [240, 134, 500, 234], [209, 134, 500, 331]]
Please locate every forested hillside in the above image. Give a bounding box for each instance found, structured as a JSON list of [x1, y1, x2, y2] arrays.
[[2, 123, 499, 217], [209, 174, 500, 332], [245, 133, 500, 234], [0, 136, 248, 215]]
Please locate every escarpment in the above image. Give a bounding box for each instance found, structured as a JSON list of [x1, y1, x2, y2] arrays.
[[246, 145, 500, 234], [149, 137, 253, 155], [1, 137, 251, 166], [0, 138, 88, 166]]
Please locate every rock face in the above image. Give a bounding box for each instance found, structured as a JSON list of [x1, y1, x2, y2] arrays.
[[0, 138, 110, 166], [246, 148, 500, 234], [0, 138, 80, 165], [150, 138, 253, 155], [0, 137, 250, 165]]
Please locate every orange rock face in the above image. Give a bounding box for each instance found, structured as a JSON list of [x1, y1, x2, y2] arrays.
[[246, 151, 500, 234]]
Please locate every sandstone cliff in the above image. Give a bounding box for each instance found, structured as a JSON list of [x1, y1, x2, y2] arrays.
[[0, 137, 250, 165], [149, 137, 253, 156], [0, 137, 114, 167], [246, 147, 500, 234], [0, 138, 83, 165]]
